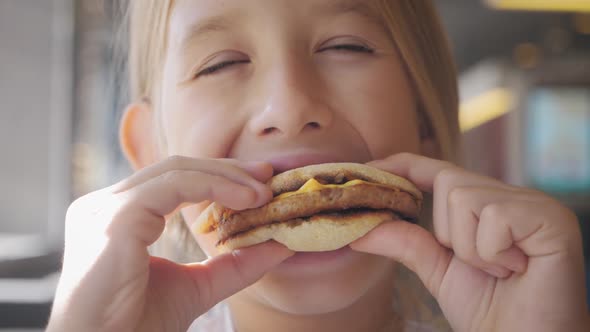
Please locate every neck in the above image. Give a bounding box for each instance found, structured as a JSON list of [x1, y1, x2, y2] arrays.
[[228, 265, 403, 332]]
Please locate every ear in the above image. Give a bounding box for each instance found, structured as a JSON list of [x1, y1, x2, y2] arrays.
[[119, 101, 159, 170]]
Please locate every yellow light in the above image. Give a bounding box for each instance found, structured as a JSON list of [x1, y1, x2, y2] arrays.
[[460, 88, 515, 132], [486, 0, 590, 12]]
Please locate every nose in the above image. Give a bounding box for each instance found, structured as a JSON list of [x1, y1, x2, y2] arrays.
[[248, 58, 334, 138]]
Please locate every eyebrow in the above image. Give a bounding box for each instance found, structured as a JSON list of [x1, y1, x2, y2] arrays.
[[176, 15, 232, 52], [319, 0, 380, 21], [177, 0, 380, 52], [185, 16, 233, 40]]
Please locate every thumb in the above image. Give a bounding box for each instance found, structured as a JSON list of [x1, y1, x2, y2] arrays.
[[184, 241, 294, 311], [350, 221, 451, 299]]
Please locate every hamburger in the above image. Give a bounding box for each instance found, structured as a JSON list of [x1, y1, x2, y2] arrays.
[[193, 163, 422, 252]]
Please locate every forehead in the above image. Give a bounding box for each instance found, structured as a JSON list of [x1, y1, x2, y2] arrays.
[[169, 0, 381, 44], [172, 0, 377, 19]]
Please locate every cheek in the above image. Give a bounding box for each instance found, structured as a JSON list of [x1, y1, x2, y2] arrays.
[[161, 86, 245, 158], [325, 55, 421, 159]]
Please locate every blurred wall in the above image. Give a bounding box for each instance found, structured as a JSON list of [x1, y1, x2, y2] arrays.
[[0, 1, 72, 241]]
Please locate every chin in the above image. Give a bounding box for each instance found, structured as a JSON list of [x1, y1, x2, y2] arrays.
[[241, 252, 394, 315]]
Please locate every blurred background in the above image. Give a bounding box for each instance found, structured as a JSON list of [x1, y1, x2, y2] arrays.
[[1, 0, 589, 330]]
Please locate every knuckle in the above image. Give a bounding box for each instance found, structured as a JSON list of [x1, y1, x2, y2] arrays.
[[527, 192, 578, 224], [160, 169, 184, 184], [396, 152, 414, 160], [480, 203, 504, 223], [65, 197, 85, 224], [67, 195, 87, 212], [547, 200, 579, 234], [528, 187, 551, 199], [477, 204, 506, 259], [447, 186, 470, 207], [166, 154, 188, 168], [66, 191, 104, 220], [433, 167, 458, 193], [64, 189, 121, 242]]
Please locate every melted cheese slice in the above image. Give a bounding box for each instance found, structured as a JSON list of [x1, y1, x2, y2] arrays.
[[276, 178, 379, 199]]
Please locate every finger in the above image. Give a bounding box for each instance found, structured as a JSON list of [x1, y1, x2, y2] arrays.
[[369, 153, 507, 250], [350, 221, 451, 299], [477, 202, 530, 274], [447, 186, 512, 278], [485, 246, 527, 274], [109, 171, 269, 245], [113, 156, 272, 193], [239, 161, 274, 182], [185, 241, 294, 310], [476, 199, 566, 271], [367, 153, 456, 193], [368, 154, 454, 247]]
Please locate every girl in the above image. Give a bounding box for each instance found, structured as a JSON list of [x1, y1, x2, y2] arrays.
[[47, 0, 589, 331]]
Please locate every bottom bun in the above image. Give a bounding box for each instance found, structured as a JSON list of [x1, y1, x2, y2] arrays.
[[218, 211, 398, 252]]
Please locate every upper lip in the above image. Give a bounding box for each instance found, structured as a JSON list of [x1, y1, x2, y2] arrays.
[[265, 151, 365, 175]]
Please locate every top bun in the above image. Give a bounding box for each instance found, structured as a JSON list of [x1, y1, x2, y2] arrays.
[[268, 162, 422, 200]]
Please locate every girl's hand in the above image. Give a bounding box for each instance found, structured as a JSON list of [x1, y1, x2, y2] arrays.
[[46, 156, 294, 332], [351, 153, 590, 332]]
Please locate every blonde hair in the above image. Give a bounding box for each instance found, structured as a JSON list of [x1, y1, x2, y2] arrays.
[[376, 0, 460, 162], [122, 0, 458, 329]]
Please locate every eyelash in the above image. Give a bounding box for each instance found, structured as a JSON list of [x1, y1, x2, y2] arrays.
[[195, 44, 375, 78], [319, 44, 375, 54], [195, 59, 250, 78]]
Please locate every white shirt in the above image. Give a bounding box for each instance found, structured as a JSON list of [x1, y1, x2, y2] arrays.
[[188, 302, 440, 332]]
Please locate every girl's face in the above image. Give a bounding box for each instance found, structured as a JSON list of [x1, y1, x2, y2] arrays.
[[162, 0, 422, 315]]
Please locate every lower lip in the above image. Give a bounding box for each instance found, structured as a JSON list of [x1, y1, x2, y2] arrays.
[[280, 246, 354, 266]]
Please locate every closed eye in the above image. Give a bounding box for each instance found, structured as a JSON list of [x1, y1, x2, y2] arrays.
[[319, 44, 375, 54], [195, 59, 250, 78], [194, 44, 373, 78]]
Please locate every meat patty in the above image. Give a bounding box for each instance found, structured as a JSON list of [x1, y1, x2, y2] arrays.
[[217, 183, 419, 242], [218, 209, 402, 246]]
